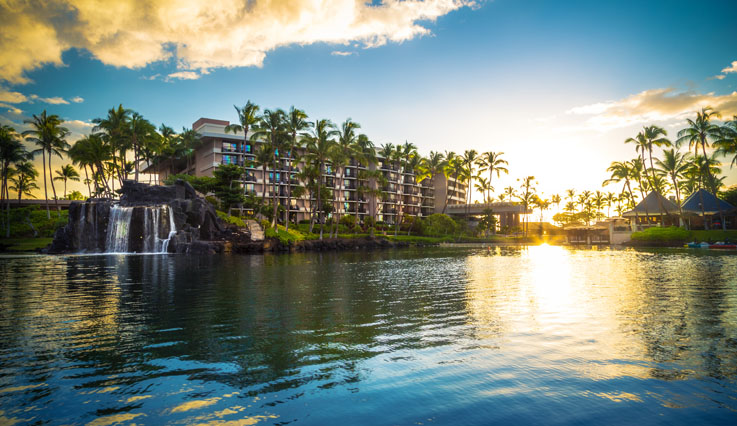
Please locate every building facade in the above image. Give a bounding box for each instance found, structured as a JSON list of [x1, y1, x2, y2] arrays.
[[152, 118, 467, 224]]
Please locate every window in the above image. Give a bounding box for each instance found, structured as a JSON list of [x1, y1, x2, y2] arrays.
[[345, 168, 351, 176], [245, 144, 252, 153]]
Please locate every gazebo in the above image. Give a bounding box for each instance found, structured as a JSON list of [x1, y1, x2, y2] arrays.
[[680, 189, 736, 230], [622, 191, 680, 230]]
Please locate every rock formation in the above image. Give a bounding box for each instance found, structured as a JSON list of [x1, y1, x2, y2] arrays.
[[48, 180, 223, 254]]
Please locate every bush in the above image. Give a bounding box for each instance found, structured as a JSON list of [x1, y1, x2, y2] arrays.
[[423, 213, 457, 236], [264, 225, 306, 245], [2, 206, 68, 238], [216, 210, 246, 227], [631, 226, 690, 242]]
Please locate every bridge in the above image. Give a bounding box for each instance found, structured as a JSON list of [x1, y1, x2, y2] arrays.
[[445, 202, 532, 229]]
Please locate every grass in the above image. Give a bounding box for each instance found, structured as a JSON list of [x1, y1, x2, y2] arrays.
[[0, 237, 53, 252]]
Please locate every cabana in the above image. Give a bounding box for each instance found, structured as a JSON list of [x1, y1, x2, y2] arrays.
[[680, 189, 736, 230], [622, 191, 680, 230]]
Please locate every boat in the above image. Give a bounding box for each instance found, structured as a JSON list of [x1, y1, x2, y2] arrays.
[[708, 243, 737, 250], [686, 242, 710, 248]]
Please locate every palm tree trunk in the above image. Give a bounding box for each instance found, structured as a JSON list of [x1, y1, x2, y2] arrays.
[[271, 153, 279, 229], [5, 174, 10, 238], [285, 157, 292, 232], [318, 164, 323, 240], [84, 166, 92, 197], [47, 151, 60, 216], [133, 136, 139, 182], [41, 150, 50, 219]]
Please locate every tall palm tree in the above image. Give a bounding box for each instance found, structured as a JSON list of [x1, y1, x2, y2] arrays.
[[1, 125, 28, 236], [23, 111, 69, 218], [306, 119, 338, 239], [551, 194, 561, 213], [461, 150, 479, 215], [127, 111, 156, 181], [253, 109, 287, 228], [93, 105, 131, 184], [283, 107, 310, 230], [444, 155, 464, 214], [676, 107, 722, 192], [179, 127, 201, 174], [54, 164, 80, 198], [474, 176, 493, 203], [225, 101, 260, 192], [603, 161, 639, 229], [655, 148, 690, 225], [714, 115, 737, 169], [476, 151, 508, 203], [334, 118, 361, 233], [517, 176, 536, 236]]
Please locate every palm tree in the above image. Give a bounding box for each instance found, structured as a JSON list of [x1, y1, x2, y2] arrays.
[[252, 109, 287, 228], [23, 111, 69, 218], [551, 194, 561, 213], [474, 176, 493, 203], [565, 189, 576, 205], [592, 191, 605, 221], [54, 164, 80, 198], [253, 144, 273, 204], [127, 111, 156, 181], [476, 151, 508, 203], [518, 176, 536, 236], [333, 118, 361, 234], [10, 160, 38, 204], [715, 115, 737, 169], [93, 105, 131, 184], [444, 155, 465, 214], [604, 161, 639, 229], [283, 107, 310, 230], [1, 125, 28, 236], [604, 192, 615, 218], [179, 128, 201, 174], [676, 107, 722, 192], [655, 148, 690, 225], [225, 101, 260, 192], [306, 119, 338, 239], [69, 134, 113, 196], [461, 150, 479, 215]]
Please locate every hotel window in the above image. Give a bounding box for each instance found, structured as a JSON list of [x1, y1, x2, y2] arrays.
[[223, 155, 235, 165], [344, 202, 349, 211], [345, 168, 351, 176], [245, 144, 252, 153]]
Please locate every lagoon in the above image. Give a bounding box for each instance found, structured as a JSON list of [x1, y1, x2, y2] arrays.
[[1, 246, 736, 425]]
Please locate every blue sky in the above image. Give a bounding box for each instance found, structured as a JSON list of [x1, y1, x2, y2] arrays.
[[2, 0, 736, 200]]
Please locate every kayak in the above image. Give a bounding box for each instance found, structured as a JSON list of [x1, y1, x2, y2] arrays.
[[709, 244, 737, 250], [686, 242, 710, 248]]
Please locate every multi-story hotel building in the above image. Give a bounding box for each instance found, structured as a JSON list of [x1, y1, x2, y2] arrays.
[[151, 118, 467, 224]]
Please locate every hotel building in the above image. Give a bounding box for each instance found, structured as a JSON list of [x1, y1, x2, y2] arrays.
[[151, 118, 468, 224]]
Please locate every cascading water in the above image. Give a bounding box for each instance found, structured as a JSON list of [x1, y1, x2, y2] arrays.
[[105, 204, 176, 253]]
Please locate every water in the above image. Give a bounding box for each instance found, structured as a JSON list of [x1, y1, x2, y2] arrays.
[[1, 246, 736, 425], [104, 205, 175, 253]]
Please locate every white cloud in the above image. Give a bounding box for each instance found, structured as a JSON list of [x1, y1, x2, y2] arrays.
[[721, 60, 737, 74], [331, 50, 356, 56], [567, 88, 737, 130], [0, 102, 23, 115], [71, 96, 84, 103], [709, 75, 725, 81], [166, 71, 200, 81], [0, 0, 475, 84], [36, 96, 69, 105], [0, 87, 29, 103]]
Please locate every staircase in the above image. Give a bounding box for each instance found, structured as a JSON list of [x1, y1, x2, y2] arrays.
[[246, 220, 264, 241]]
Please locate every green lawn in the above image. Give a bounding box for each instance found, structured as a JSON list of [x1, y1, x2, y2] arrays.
[[0, 238, 53, 252], [688, 230, 737, 243]]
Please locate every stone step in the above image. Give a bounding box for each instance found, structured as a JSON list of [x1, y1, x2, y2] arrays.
[[246, 220, 265, 241]]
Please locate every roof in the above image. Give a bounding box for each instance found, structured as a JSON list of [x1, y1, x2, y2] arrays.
[[681, 189, 736, 215], [622, 191, 679, 217]]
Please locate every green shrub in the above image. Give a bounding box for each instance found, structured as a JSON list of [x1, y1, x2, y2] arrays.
[[265, 225, 306, 245], [631, 226, 690, 242], [423, 213, 457, 236], [216, 210, 246, 227]]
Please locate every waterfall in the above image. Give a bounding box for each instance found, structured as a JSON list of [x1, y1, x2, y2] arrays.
[[105, 205, 134, 253], [105, 204, 176, 253]]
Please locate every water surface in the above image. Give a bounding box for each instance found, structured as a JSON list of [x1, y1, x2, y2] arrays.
[[1, 246, 736, 425]]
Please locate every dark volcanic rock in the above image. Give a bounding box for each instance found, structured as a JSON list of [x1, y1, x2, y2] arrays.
[[48, 180, 224, 254]]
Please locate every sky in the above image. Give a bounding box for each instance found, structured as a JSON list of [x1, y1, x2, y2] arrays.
[[1, 0, 737, 204]]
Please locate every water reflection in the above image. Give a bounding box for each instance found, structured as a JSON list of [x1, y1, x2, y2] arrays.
[[0, 247, 736, 425]]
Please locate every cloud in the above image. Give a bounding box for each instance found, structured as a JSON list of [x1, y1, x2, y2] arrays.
[[0, 0, 475, 84], [567, 88, 737, 130], [0, 88, 29, 103], [71, 96, 84, 103], [35, 96, 69, 105], [331, 50, 356, 56], [166, 71, 200, 81], [721, 60, 737, 74], [0, 102, 23, 115], [710, 75, 726, 80], [64, 119, 95, 142]]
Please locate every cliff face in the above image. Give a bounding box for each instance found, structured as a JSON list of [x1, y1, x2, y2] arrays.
[[47, 180, 223, 254]]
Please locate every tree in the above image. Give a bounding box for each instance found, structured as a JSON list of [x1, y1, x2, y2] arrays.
[[127, 111, 156, 181], [9, 160, 38, 204], [306, 119, 338, 239], [474, 176, 493, 203], [283, 107, 310, 230], [603, 161, 639, 230], [715, 115, 737, 169], [179, 127, 202, 174], [23, 111, 69, 218], [461, 149, 479, 216], [93, 104, 131, 185], [676, 107, 722, 193], [1, 125, 28, 237], [518, 176, 536, 236], [253, 108, 287, 229], [655, 148, 690, 225], [54, 164, 80, 198], [225, 101, 260, 194], [476, 151, 508, 203], [443, 154, 464, 214], [334, 118, 361, 236]]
